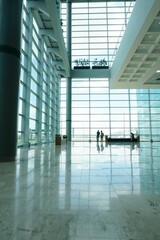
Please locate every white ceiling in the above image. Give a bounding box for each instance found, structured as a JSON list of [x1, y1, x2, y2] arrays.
[[110, 0, 160, 89]]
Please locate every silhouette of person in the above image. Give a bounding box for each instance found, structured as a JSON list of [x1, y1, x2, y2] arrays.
[[96, 130, 100, 142], [131, 132, 135, 141], [100, 130, 104, 142]]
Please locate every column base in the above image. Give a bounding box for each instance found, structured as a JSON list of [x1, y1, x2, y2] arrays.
[[0, 156, 16, 162]]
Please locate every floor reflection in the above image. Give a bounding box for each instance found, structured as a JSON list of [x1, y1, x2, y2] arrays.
[[0, 141, 160, 239]]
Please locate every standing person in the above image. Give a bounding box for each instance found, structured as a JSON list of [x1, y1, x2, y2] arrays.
[[100, 130, 104, 141], [130, 132, 134, 141], [96, 130, 100, 142]]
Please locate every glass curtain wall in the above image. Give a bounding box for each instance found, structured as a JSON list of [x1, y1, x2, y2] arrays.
[[18, 1, 60, 146], [61, 1, 160, 142], [71, 1, 134, 68]]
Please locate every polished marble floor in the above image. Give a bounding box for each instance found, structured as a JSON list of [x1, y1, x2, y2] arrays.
[[0, 141, 160, 240]]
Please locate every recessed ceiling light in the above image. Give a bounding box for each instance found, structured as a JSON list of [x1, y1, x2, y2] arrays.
[[156, 70, 160, 73]]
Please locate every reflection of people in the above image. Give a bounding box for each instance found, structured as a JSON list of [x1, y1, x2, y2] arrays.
[[101, 142, 104, 152], [96, 130, 100, 142], [97, 142, 100, 152], [100, 130, 104, 141], [131, 142, 135, 150]]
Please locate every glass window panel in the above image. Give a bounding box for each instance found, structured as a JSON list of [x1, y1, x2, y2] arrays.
[[31, 79, 37, 93], [110, 101, 129, 107], [42, 92, 46, 102], [90, 80, 108, 87], [32, 41, 39, 57], [89, 19, 107, 25], [89, 7, 106, 13], [31, 66, 38, 81], [91, 122, 109, 128], [150, 89, 160, 94], [90, 43, 108, 49], [150, 94, 160, 100], [110, 94, 128, 100], [138, 121, 150, 128], [72, 88, 89, 94], [72, 44, 89, 49], [21, 52, 27, 66], [111, 122, 127, 128], [72, 122, 89, 128], [18, 115, 22, 132], [89, 13, 106, 19], [72, 26, 89, 31], [72, 95, 89, 101], [30, 92, 37, 106], [108, 24, 122, 31], [137, 89, 149, 94], [29, 119, 36, 130], [19, 84, 24, 98], [90, 37, 107, 43], [151, 114, 160, 120], [89, 2, 106, 7], [137, 108, 149, 114], [108, 19, 125, 25], [150, 101, 160, 107], [136, 94, 149, 100], [137, 101, 149, 107], [72, 37, 89, 43], [108, 13, 125, 18], [18, 99, 23, 114], [110, 89, 128, 94], [90, 108, 109, 114], [89, 25, 107, 31], [107, 3, 124, 7], [130, 94, 138, 100], [72, 115, 89, 121], [73, 20, 89, 25], [139, 128, 150, 135], [90, 94, 109, 100], [90, 115, 109, 121], [138, 114, 149, 121], [72, 14, 89, 20], [72, 50, 89, 55], [111, 114, 129, 121], [72, 9, 88, 14], [72, 101, 89, 108], [151, 121, 160, 128], [30, 106, 36, 119], [90, 88, 108, 94], [42, 102, 46, 112], [151, 108, 160, 114], [152, 128, 160, 135], [130, 101, 138, 107], [110, 108, 129, 114], [20, 68, 25, 82], [72, 81, 89, 87], [72, 128, 90, 136], [42, 112, 46, 122], [90, 101, 109, 107], [72, 108, 89, 114], [61, 95, 66, 101]]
